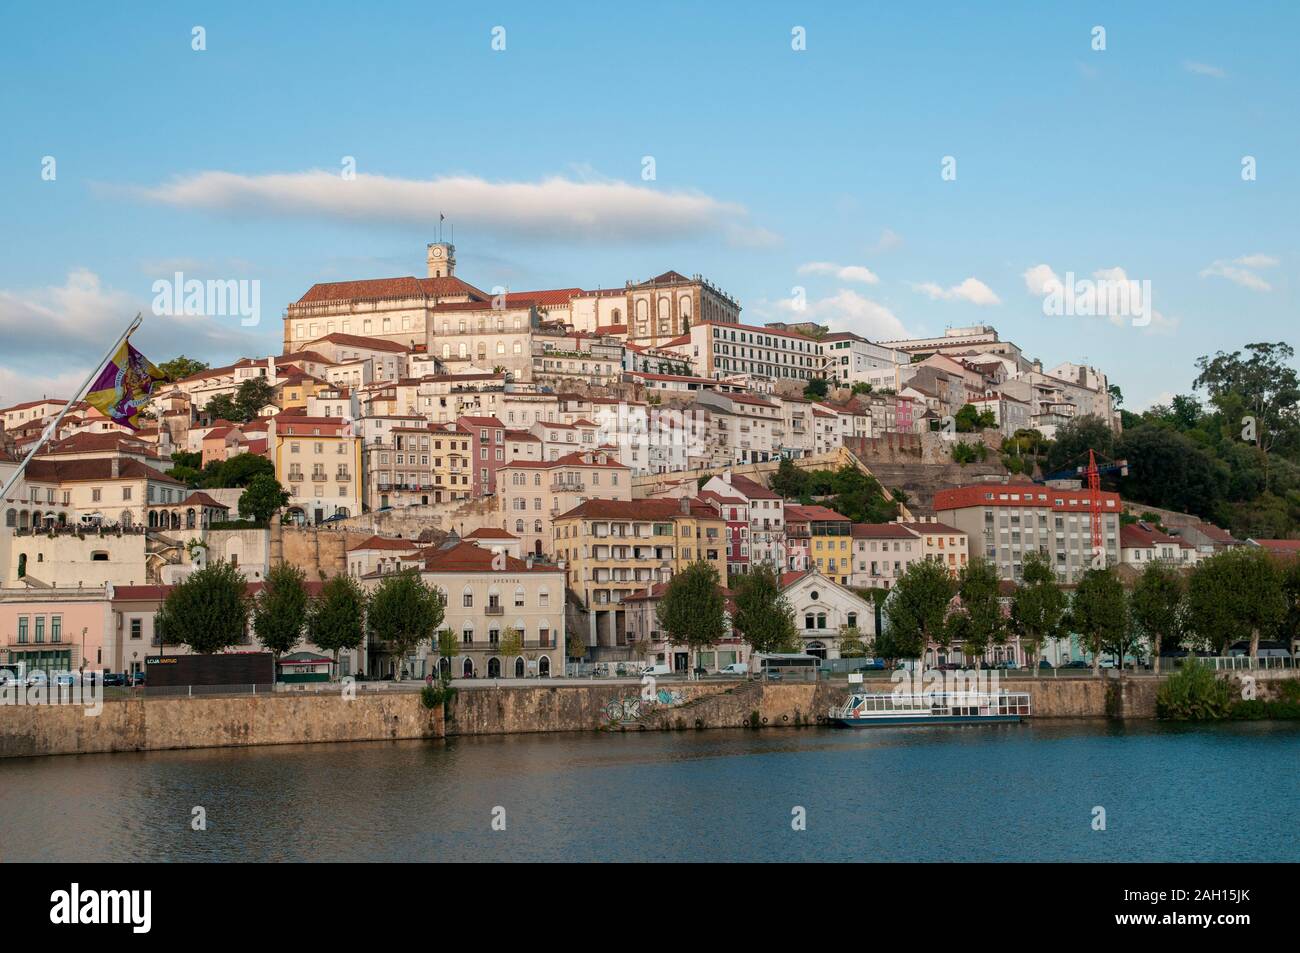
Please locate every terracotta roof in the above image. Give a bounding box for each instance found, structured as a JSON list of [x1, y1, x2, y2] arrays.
[[1121, 522, 1191, 550], [419, 541, 559, 574], [1, 397, 66, 413], [180, 492, 228, 509], [718, 473, 778, 501], [934, 483, 1123, 514], [348, 535, 420, 553], [500, 451, 628, 470], [464, 527, 519, 540], [555, 497, 722, 521], [18, 458, 182, 486], [303, 332, 410, 354], [779, 570, 809, 588], [893, 520, 964, 536], [1251, 539, 1300, 555], [785, 504, 850, 522], [852, 523, 918, 540], [296, 275, 488, 304], [456, 416, 506, 429], [504, 288, 582, 307], [505, 430, 541, 442]]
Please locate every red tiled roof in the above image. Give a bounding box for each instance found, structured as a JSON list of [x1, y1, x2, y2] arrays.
[[456, 416, 506, 429], [717, 473, 779, 501], [348, 535, 421, 552], [464, 527, 519, 540], [180, 492, 228, 509], [785, 504, 850, 523], [1252, 539, 1300, 555], [852, 523, 918, 540], [500, 451, 628, 470], [296, 275, 488, 304], [934, 483, 1123, 514], [17, 458, 182, 487], [419, 541, 559, 574], [504, 288, 582, 307], [303, 332, 410, 354], [555, 497, 722, 521]]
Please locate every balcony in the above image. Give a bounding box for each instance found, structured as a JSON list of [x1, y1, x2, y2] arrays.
[[485, 605, 504, 616]]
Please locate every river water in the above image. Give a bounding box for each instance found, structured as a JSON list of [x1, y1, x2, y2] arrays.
[[2, 720, 1296, 862]]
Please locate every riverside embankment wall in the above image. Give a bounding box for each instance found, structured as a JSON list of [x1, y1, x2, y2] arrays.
[[6, 673, 1294, 759], [0, 692, 443, 759]]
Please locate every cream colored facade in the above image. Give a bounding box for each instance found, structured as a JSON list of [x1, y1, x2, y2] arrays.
[[553, 497, 728, 648], [498, 450, 631, 559], [270, 417, 362, 523]]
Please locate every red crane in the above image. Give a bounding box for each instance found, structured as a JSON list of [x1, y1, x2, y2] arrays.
[[1037, 450, 1129, 566]]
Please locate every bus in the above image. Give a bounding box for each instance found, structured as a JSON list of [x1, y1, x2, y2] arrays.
[[752, 653, 821, 682]]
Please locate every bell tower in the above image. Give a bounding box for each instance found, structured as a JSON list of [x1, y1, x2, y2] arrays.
[[426, 241, 456, 278]]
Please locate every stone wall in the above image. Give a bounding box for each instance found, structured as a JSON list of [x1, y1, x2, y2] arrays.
[[0, 692, 443, 759]]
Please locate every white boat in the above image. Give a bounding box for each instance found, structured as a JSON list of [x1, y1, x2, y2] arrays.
[[828, 691, 1030, 728]]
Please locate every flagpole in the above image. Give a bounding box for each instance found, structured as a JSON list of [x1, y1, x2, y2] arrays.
[[0, 312, 144, 504]]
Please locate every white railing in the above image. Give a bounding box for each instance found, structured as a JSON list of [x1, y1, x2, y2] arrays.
[[829, 691, 1032, 719], [1204, 656, 1295, 671]]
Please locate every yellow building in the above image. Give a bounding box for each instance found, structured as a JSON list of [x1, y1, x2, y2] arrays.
[[553, 496, 727, 649], [269, 415, 362, 524]]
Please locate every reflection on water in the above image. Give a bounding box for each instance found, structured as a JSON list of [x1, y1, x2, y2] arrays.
[[1, 720, 1297, 862]]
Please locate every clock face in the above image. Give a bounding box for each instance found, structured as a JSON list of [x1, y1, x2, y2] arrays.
[[430, 246, 444, 259]]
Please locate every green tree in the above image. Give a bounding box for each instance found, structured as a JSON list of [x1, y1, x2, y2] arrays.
[[1010, 551, 1067, 676], [769, 458, 807, 499], [238, 473, 290, 524], [253, 562, 309, 661], [731, 562, 799, 654], [1185, 546, 1286, 659], [155, 560, 250, 654], [1195, 342, 1300, 460], [838, 626, 868, 658], [655, 560, 726, 673], [850, 381, 872, 395], [367, 570, 445, 681], [497, 626, 523, 675], [1129, 560, 1186, 673], [308, 573, 367, 673], [202, 452, 275, 489], [884, 559, 957, 664], [1044, 416, 1116, 475], [158, 355, 209, 382], [436, 628, 461, 675], [1068, 567, 1129, 675], [567, 630, 587, 663], [944, 557, 1005, 670], [803, 377, 829, 400], [235, 377, 277, 422], [204, 393, 240, 423]]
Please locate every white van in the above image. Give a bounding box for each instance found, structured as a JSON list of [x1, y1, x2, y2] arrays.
[[641, 663, 671, 677], [718, 663, 748, 676]]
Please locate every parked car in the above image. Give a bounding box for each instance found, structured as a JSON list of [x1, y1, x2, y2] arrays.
[[863, 658, 886, 670], [102, 672, 128, 687], [1062, 660, 1090, 669], [718, 662, 749, 676], [641, 663, 671, 677], [53, 672, 78, 686], [1038, 659, 1054, 670]]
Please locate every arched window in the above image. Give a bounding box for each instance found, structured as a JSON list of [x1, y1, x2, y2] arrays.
[[462, 586, 473, 608], [538, 655, 551, 677], [847, 612, 858, 629], [4, 509, 15, 528], [487, 657, 501, 678], [514, 586, 525, 608], [533, 519, 542, 533], [514, 657, 525, 678], [462, 622, 475, 644], [515, 519, 524, 533]]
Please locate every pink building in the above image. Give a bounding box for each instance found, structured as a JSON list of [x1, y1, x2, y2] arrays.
[[457, 415, 507, 497], [0, 588, 112, 675]]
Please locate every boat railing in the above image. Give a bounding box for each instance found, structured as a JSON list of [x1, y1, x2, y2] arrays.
[[829, 691, 1031, 719]]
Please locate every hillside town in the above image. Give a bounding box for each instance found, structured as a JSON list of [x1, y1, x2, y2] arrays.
[[2, 242, 1296, 685]]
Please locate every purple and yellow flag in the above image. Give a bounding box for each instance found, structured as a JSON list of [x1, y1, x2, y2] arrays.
[[85, 339, 166, 430]]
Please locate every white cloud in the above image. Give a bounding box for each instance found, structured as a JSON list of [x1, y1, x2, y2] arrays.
[[912, 277, 1001, 305], [1023, 263, 1177, 332], [870, 228, 903, 253], [1184, 61, 1226, 78], [797, 261, 880, 284], [126, 170, 772, 245], [0, 270, 264, 404], [1200, 254, 1278, 292], [763, 289, 913, 341]]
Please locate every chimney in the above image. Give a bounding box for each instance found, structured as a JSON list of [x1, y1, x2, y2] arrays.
[[679, 496, 690, 515], [722, 470, 731, 484], [526, 555, 534, 569]]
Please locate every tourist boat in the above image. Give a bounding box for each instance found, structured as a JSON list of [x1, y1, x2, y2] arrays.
[[827, 691, 1031, 728]]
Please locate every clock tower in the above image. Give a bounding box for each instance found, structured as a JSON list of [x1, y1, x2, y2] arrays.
[[426, 241, 456, 278]]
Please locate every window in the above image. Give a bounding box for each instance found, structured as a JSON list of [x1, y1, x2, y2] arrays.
[[131, 619, 142, 639], [17, 617, 28, 643], [51, 616, 61, 642], [462, 587, 473, 608]]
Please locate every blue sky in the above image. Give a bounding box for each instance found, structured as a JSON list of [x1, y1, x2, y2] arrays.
[[1, 1, 1295, 410]]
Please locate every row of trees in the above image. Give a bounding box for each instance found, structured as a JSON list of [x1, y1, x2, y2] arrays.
[[654, 560, 804, 670], [156, 561, 444, 680], [876, 545, 1300, 673]]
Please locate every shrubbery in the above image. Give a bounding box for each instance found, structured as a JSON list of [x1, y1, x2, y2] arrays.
[[1155, 660, 1233, 721]]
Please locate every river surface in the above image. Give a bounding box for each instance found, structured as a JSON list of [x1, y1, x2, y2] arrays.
[[3, 720, 1297, 862]]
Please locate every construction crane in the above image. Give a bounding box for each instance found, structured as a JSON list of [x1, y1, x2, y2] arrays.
[[1036, 450, 1129, 559]]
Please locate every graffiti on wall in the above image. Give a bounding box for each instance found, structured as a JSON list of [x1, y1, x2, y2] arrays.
[[602, 686, 685, 725]]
